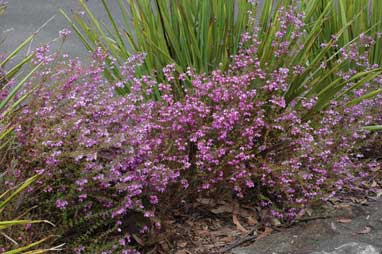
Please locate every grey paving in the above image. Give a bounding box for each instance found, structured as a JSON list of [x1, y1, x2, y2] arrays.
[[0, 0, 265, 60], [311, 242, 379, 254], [0, 0, 124, 59], [232, 199, 382, 254]]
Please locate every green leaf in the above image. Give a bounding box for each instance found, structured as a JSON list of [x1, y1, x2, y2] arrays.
[[363, 125, 382, 131], [1, 34, 34, 68], [0, 63, 42, 112], [3, 237, 56, 254], [0, 219, 51, 230], [0, 175, 39, 212], [346, 89, 382, 106]]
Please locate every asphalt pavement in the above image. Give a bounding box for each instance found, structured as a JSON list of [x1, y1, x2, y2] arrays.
[[0, 0, 123, 59]]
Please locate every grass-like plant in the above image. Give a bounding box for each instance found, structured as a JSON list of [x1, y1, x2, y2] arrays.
[[0, 176, 63, 254], [63, 0, 253, 70], [61, 0, 254, 98], [301, 0, 382, 128], [232, 0, 381, 114], [0, 61, 55, 254], [364, 125, 382, 131], [64, 0, 381, 111], [0, 35, 40, 150], [0, 5, 62, 253], [0, 62, 60, 253], [302, 0, 382, 66]]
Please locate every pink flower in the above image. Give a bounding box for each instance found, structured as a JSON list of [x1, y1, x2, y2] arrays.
[[55, 199, 68, 210]]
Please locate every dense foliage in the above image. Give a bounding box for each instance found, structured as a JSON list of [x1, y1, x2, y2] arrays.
[[2, 0, 382, 253], [1, 6, 380, 253]]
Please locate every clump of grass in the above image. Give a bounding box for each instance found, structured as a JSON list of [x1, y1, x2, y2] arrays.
[[303, 0, 382, 66], [10, 5, 382, 252], [61, 0, 254, 98]]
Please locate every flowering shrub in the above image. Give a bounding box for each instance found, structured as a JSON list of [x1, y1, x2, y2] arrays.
[[7, 8, 382, 254]]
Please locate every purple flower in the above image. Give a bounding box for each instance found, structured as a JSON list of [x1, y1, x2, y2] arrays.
[[56, 199, 68, 210]]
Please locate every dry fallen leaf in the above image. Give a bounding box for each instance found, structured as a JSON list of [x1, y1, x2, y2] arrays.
[[271, 217, 281, 226], [196, 229, 209, 236], [210, 204, 232, 214], [164, 219, 176, 225], [350, 197, 368, 205], [376, 190, 382, 198], [160, 241, 171, 252], [305, 208, 313, 217], [335, 203, 352, 209], [218, 235, 235, 243], [336, 218, 352, 224], [232, 214, 249, 233], [256, 227, 273, 241], [185, 219, 194, 227], [357, 226, 371, 234], [177, 241, 188, 248], [232, 201, 240, 213], [197, 198, 215, 206], [247, 216, 258, 225], [296, 209, 306, 220], [238, 209, 253, 218], [211, 227, 235, 236], [330, 222, 337, 231]]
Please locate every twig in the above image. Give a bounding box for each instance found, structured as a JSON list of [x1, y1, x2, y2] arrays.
[[219, 229, 258, 253], [295, 215, 333, 222], [49, 243, 66, 251], [277, 215, 335, 228], [1, 232, 18, 245]]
